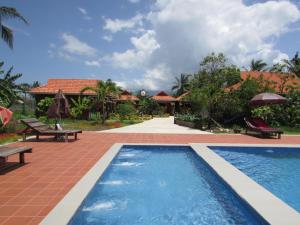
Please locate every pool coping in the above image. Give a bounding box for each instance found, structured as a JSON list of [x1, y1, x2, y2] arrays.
[[39, 143, 300, 225]]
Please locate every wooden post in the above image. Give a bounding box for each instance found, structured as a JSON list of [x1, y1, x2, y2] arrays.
[[65, 133, 68, 142], [22, 133, 26, 141], [19, 153, 25, 163]]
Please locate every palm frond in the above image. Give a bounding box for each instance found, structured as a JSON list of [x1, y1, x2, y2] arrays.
[[0, 7, 28, 24], [1, 25, 13, 49]]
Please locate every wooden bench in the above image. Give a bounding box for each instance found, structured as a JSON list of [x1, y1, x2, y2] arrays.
[[0, 146, 32, 164]]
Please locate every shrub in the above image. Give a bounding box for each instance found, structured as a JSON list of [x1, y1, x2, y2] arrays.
[[70, 97, 91, 119], [36, 97, 54, 116], [117, 102, 137, 120]]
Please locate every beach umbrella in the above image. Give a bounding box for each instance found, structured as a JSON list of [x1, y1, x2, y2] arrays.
[[249, 92, 287, 107], [0, 106, 13, 127], [47, 89, 70, 119]]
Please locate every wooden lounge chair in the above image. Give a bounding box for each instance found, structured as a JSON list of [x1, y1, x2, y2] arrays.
[[0, 146, 32, 164], [19, 118, 82, 142], [244, 117, 283, 139]]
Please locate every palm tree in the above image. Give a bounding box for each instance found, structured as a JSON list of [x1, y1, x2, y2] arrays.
[[282, 52, 300, 78], [0, 61, 23, 107], [250, 59, 268, 71], [0, 6, 28, 49], [172, 74, 191, 96], [81, 79, 120, 124]]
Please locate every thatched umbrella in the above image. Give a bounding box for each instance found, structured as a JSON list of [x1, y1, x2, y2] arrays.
[[47, 89, 70, 119]]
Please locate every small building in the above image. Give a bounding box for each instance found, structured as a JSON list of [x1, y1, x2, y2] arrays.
[[117, 90, 139, 104], [151, 91, 177, 115], [29, 78, 98, 102]]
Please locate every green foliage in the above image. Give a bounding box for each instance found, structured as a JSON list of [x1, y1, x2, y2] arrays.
[[172, 74, 191, 96], [70, 97, 91, 119], [139, 98, 160, 115], [0, 6, 28, 49], [117, 102, 137, 120], [283, 52, 300, 78], [81, 79, 121, 123], [175, 114, 197, 122], [250, 59, 268, 71], [36, 97, 54, 116], [251, 106, 274, 122], [0, 61, 23, 107], [188, 53, 241, 127]]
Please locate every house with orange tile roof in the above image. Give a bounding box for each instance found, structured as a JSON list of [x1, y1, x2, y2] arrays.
[[117, 90, 139, 103], [226, 71, 300, 93], [151, 91, 177, 115]]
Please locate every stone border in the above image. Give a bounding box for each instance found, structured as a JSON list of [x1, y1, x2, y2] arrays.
[[191, 143, 300, 225], [39, 143, 300, 225]]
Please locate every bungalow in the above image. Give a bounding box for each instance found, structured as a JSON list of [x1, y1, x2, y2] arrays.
[[29, 79, 98, 103], [226, 71, 300, 93], [151, 91, 177, 115]]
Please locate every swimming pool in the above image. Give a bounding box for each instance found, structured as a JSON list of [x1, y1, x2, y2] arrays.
[[210, 146, 300, 212], [68, 145, 264, 225]]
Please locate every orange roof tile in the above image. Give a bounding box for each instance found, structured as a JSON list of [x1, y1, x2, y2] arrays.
[[226, 71, 300, 93], [152, 91, 177, 102], [176, 92, 190, 101], [118, 90, 139, 101], [29, 79, 98, 95]]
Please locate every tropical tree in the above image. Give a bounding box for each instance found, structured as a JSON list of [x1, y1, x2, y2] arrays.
[[81, 79, 120, 124], [172, 74, 191, 96], [0, 6, 28, 49], [188, 53, 241, 128], [0, 61, 23, 107], [283, 52, 300, 78], [250, 59, 268, 71]]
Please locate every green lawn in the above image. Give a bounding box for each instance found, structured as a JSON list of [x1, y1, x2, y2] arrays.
[[0, 134, 20, 145], [281, 126, 300, 135]]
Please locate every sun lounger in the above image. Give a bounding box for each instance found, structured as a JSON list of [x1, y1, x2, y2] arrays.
[[244, 117, 283, 139], [0, 146, 32, 164], [19, 118, 82, 142]]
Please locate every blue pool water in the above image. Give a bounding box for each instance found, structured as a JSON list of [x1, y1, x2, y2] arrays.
[[210, 146, 300, 212], [69, 145, 265, 225]]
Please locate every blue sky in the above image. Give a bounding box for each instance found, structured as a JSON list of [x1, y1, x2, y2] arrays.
[[0, 0, 299, 91]]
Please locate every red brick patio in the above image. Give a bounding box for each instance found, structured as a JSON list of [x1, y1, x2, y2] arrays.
[[0, 132, 299, 225]]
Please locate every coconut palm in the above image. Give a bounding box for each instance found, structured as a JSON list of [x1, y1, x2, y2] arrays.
[[172, 74, 191, 96], [81, 79, 120, 124], [0, 6, 28, 49], [282, 52, 300, 78], [250, 59, 268, 71]]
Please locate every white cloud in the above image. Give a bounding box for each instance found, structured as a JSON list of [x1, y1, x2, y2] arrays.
[[102, 35, 113, 42], [119, 0, 300, 91], [85, 60, 101, 67], [61, 33, 97, 57], [78, 7, 92, 20], [109, 30, 160, 69], [103, 14, 143, 33]]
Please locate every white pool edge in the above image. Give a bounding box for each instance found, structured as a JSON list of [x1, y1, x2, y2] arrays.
[[39, 143, 300, 225]]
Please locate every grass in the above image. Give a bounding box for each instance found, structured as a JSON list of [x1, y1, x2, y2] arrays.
[[280, 126, 300, 135], [0, 134, 20, 145]]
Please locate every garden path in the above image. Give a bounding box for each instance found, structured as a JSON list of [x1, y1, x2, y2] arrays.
[[99, 116, 212, 134]]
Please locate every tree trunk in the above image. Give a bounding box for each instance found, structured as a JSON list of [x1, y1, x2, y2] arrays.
[[102, 101, 105, 124]]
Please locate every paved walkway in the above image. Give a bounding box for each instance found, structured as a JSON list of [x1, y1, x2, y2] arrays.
[[0, 133, 299, 225], [99, 117, 212, 134]]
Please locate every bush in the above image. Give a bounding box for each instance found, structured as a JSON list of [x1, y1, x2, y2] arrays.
[[36, 97, 54, 116], [117, 102, 137, 120], [70, 97, 91, 119]]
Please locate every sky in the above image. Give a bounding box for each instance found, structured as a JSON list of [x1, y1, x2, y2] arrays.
[[0, 0, 300, 92]]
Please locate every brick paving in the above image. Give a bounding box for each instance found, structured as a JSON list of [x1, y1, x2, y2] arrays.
[[0, 132, 299, 225]]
